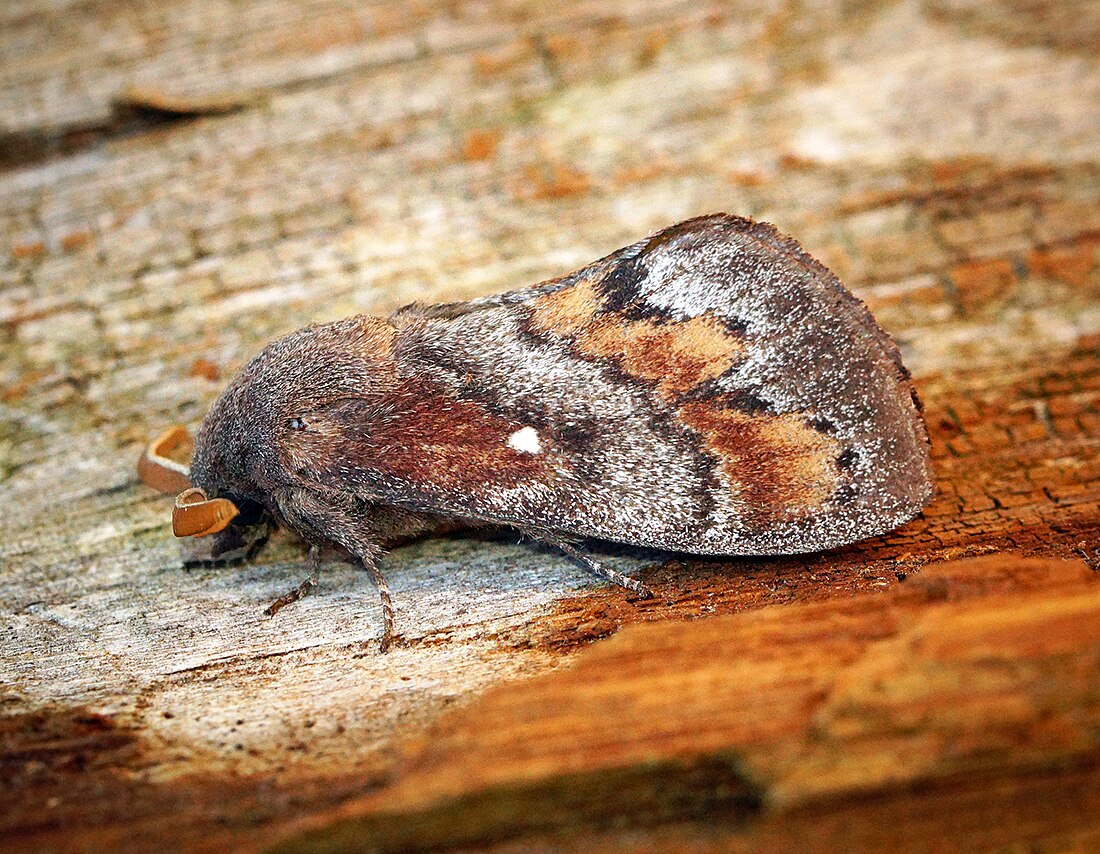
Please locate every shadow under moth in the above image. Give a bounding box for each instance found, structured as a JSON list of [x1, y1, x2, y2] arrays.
[[139, 214, 933, 651]]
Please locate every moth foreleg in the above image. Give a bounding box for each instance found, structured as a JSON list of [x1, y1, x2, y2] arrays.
[[274, 488, 398, 652], [534, 532, 654, 599], [264, 544, 323, 617]]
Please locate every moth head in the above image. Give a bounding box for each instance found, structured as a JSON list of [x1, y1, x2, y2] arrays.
[[190, 315, 399, 486], [138, 424, 274, 565], [184, 367, 284, 562], [139, 316, 397, 559]]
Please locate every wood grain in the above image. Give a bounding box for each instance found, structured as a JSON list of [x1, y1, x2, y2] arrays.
[[271, 554, 1100, 853], [1, 0, 1097, 850]]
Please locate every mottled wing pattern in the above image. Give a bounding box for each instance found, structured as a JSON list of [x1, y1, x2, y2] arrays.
[[310, 214, 932, 555]]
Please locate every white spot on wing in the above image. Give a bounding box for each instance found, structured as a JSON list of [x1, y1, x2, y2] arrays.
[[507, 426, 542, 454]]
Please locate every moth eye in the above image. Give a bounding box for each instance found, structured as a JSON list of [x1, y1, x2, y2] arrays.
[[285, 417, 307, 431]]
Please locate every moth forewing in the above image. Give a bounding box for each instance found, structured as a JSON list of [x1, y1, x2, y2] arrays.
[[145, 214, 933, 651]]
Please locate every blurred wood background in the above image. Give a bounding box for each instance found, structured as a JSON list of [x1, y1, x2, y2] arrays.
[[1, 0, 1098, 851]]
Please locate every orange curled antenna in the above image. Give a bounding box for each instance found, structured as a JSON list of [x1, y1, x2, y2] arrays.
[[138, 425, 194, 495], [172, 488, 240, 537]]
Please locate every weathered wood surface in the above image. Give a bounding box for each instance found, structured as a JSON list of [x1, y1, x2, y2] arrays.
[[273, 554, 1100, 853], [1, 0, 1098, 851]]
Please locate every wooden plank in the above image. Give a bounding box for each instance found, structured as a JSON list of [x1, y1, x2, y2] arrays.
[[1, 0, 1098, 850], [269, 554, 1100, 853]]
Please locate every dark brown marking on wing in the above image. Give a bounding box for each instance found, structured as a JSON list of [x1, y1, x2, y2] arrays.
[[808, 414, 839, 435], [834, 482, 859, 505], [551, 418, 602, 456], [679, 398, 843, 524], [305, 378, 549, 493], [715, 388, 776, 417], [595, 251, 670, 321]]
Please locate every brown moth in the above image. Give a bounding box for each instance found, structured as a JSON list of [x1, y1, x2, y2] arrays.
[[139, 214, 933, 651]]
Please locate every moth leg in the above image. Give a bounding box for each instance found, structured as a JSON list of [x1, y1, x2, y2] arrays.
[[360, 557, 396, 653], [536, 532, 654, 599], [264, 544, 323, 617], [274, 487, 397, 652]]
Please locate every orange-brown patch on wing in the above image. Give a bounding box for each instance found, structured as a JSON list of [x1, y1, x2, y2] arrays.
[[352, 315, 398, 360], [679, 400, 843, 523], [531, 279, 743, 397], [578, 313, 743, 398], [529, 279, 601, 336]]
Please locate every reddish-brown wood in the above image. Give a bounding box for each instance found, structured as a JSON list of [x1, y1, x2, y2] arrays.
[[270, 553, 1100, 853], [2, 0, 1098, 851]]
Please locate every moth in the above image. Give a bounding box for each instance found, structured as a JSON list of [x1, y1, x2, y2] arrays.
[[139, 214, 933, 651]]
